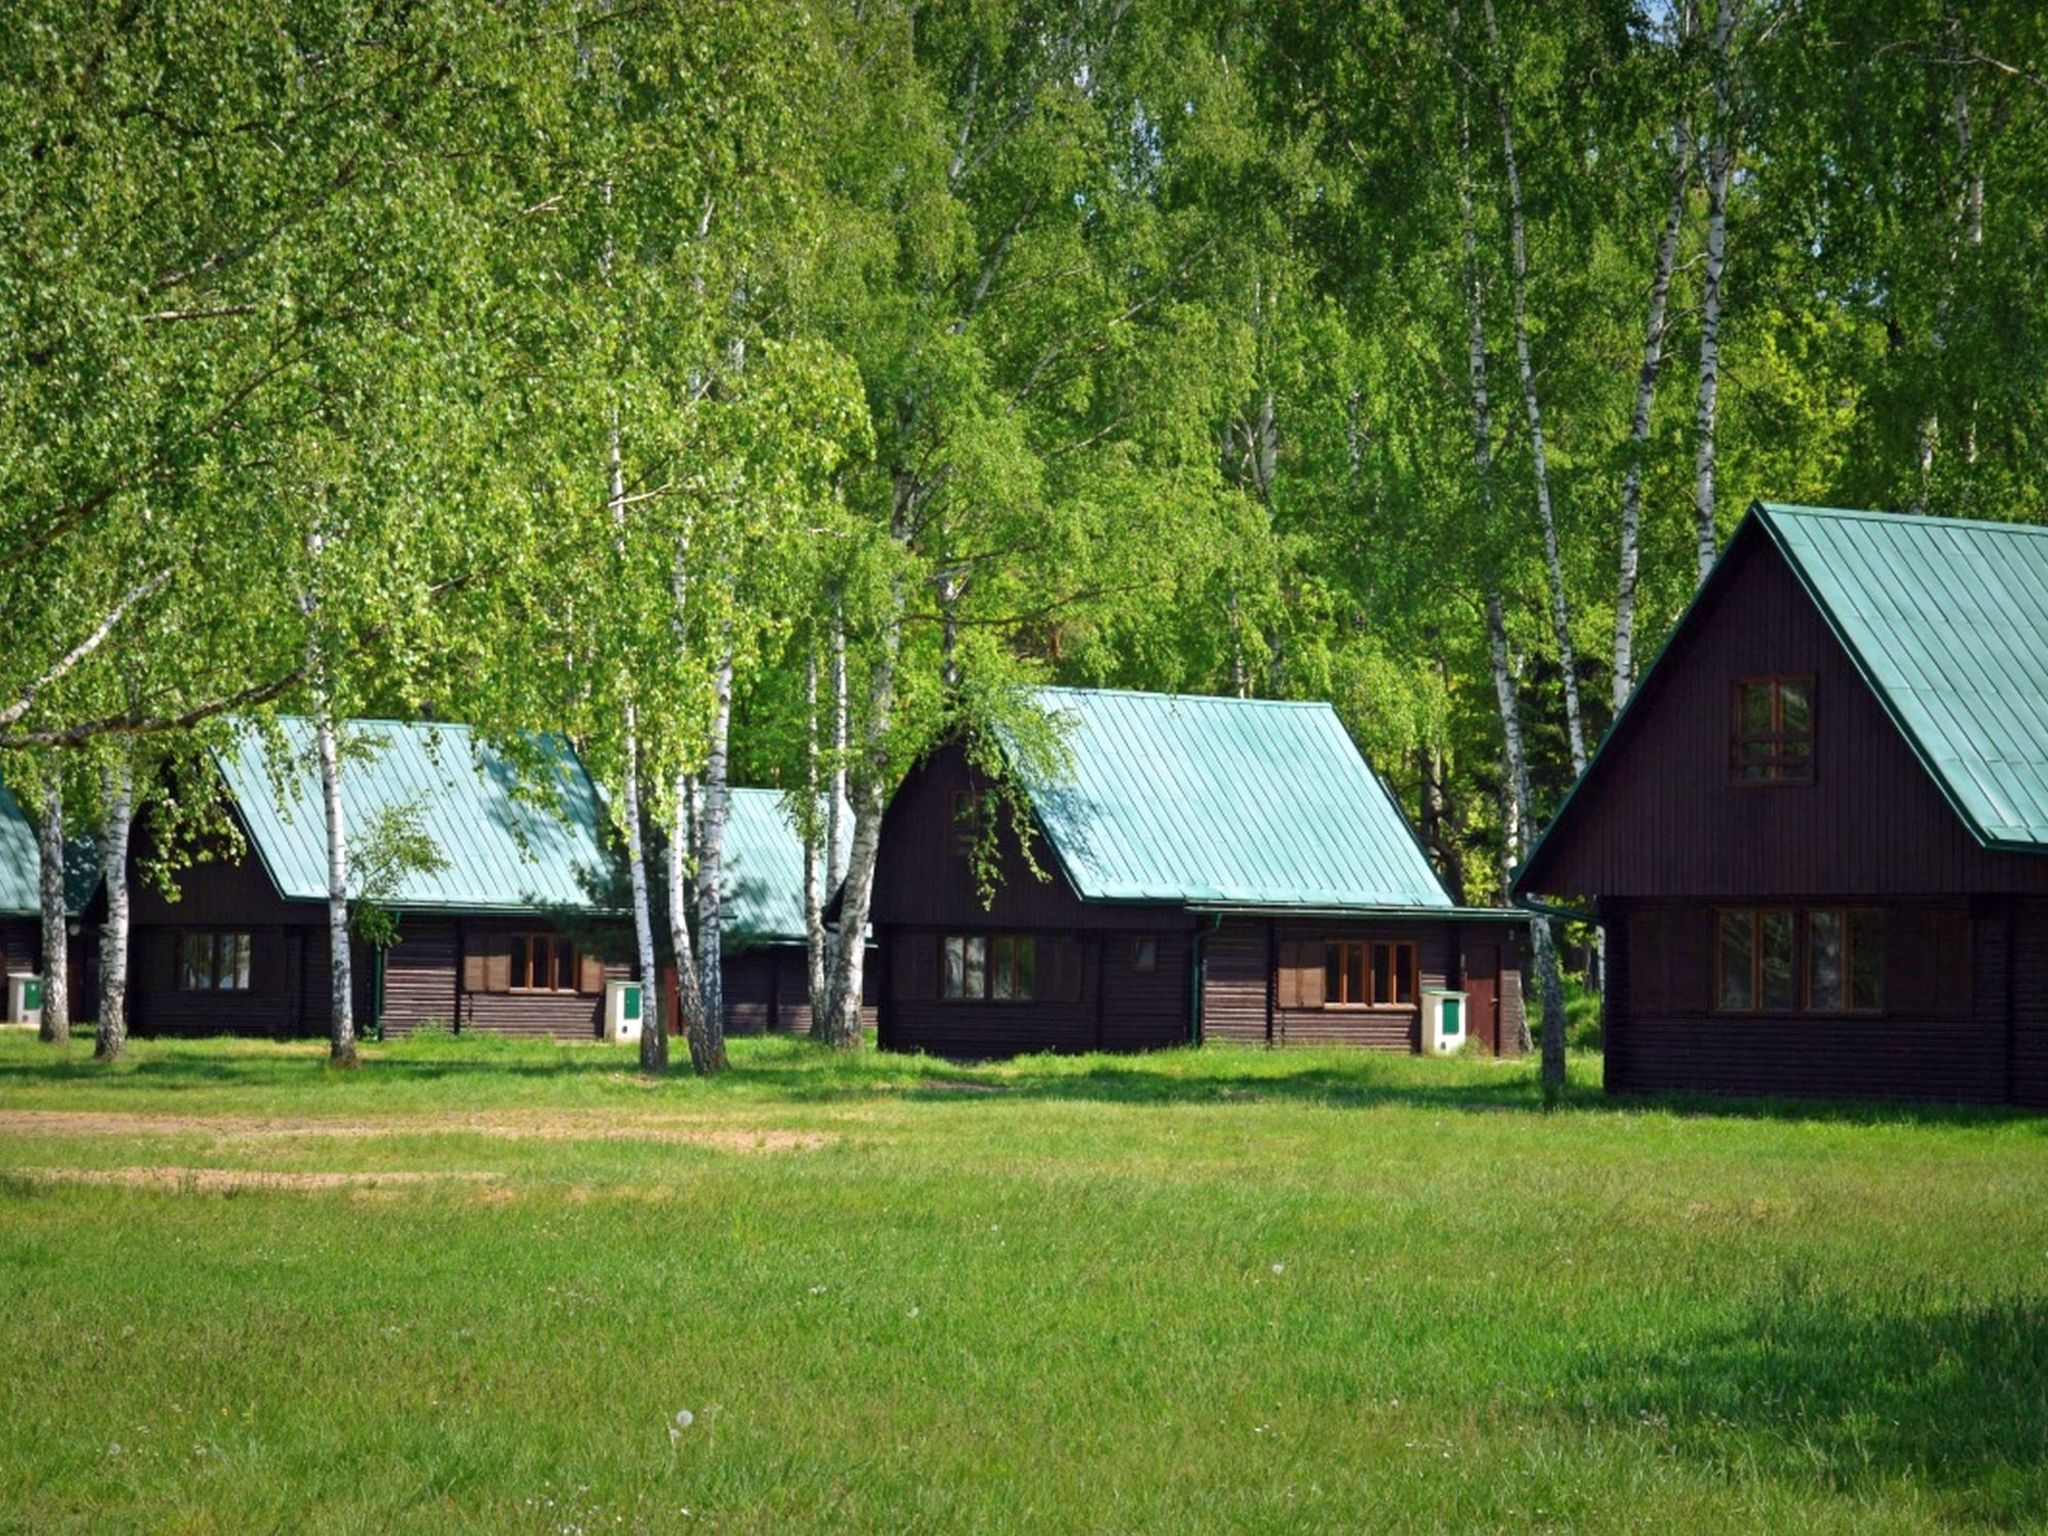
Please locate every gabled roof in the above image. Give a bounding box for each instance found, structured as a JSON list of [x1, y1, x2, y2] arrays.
[[221, 719, 612, 912], [722, 788, 834, 946], [1011, 687, 1458, 912], [1758, 503, 2048, 852], [1515, 501, 2048, 895], [0, 783, 99, 918]]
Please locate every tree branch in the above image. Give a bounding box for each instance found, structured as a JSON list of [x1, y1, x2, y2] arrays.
[[0, 567, 173, 730]]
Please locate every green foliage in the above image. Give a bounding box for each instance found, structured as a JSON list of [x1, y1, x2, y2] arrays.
[[347, 802, 452, 950]]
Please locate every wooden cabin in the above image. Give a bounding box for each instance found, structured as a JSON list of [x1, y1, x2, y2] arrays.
[[676, 787, 876, 1036], [1514, 502, 2048, 1108], [128, 719, 634, 1041], [871, 687, 1526, 1058], [0, 783, 99, 1021]]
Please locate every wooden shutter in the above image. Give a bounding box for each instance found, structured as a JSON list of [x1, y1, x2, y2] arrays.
[[1298, 943, 1325, 1009], [462, 945, 486, 993], [1628, 912, 1668, 1014], [1057, 937, 1083, 1003], [897, 932, 938, 1000], [1932, 910, 1971, 1019], [483, 942, 512, 995], [1667, 908, 1713, 1015], [1885, 906, 1935, 1019], [1276, 942, 1300, 1009], [578, 951, 605, 995]]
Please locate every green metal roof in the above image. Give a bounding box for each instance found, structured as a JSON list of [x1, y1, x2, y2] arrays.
[[1011, 687, 1455, 911], [1755, 503, 2048, 852], [722, 788, 832, 946], [221, 719, 613, 912], [0, 784, 39, 917], [0, 782, 98, 918]]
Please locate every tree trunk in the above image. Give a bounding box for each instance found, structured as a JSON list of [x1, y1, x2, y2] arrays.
[[828, 602, 849, 897], [315, 705, 357, 1067], [93, 760, 135, 1061], [624, 709, 667, 1072], [665, 765, 705, 1042], [803, 647, 830, 1038], [1693, 0, 1739, 584], [688, 642, 734, 1076], [37, 781, 69, 1044], [1462, 84, 1566, 1100], [1488, 0, 1585, 776], [1614, 135, 1691, 710]]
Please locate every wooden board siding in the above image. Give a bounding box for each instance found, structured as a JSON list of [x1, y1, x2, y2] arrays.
[[1526, 530, 2048, 901], [130, 923, 321, 1039], [724, 949, 777, 1036], [0, 918, 35, 979], [377, 919, 460, 1036], [1606, 897, 2011, 1104], [2013, 901, 2048, 1108], [878, 927, 1153, 1058], [1098, 930, 1193, 1051], [872, 744, 1193, 936], [453, 921, 630, 1041], [1271, 919, 1447, 1051], [1199, 919, 1270, 1044]]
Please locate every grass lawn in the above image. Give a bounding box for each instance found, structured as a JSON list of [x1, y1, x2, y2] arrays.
[[1, 1032, 2044, 1534]]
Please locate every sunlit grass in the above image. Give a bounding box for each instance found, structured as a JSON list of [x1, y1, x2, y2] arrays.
[[1, 1030, 2043, 1533]]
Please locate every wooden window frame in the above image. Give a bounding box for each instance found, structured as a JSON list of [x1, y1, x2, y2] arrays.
[[1730, 676, 1815, 785], [509, 932, 579, 995], [1320, 939, 1417, 1010], [1803, 907, 1884, 1015], [1713, 908, 1797, 1014], [948, 790, 989, 858], [175, 930, 252, 992], [1712, 906, 1885, 1016], [941, 933, 1038, 1003]]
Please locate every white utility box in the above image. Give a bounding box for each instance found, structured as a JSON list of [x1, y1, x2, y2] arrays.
[[603, 978, 644, 1045], [1422, 988, 1467, 1055], [6, 973, 44, 1029]]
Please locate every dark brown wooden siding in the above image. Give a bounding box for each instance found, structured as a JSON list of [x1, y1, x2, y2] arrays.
[[1199, 919, 1271, 1044], [2012, 901, 2048, 1108], [0, 918, 36, 979], [1524, 526, 2048, 901], [873, 745, 1193, 935], [1606, 896, 2011, 1103], [876, 926, 1178, 1058], [378, 919, 459, 1035]]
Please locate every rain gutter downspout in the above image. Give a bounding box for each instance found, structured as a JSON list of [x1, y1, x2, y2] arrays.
[[1189, 911, 1223, 1045], [1513, 894, 1599, 926]]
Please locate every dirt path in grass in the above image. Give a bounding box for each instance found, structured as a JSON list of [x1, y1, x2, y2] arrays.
[[9, 1166, 496, 1192], [0, 1109, 834, 1154]]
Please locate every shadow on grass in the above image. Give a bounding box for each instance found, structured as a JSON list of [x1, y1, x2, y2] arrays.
[[1575, 1280, 2048, 1524], [2, 1034, 2043, 1131]]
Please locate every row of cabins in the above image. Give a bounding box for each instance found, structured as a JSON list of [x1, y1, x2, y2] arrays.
[[10, 499, 2042, 1108], [0, 692, 1529, 1060]]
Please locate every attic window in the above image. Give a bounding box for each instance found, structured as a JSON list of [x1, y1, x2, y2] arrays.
[[948, 790, 989, 857], [1731, 677, 1814, 784]]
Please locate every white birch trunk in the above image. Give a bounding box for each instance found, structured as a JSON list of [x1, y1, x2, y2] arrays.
[[665, 765, 705, 1035], [828, 603, 849, 896], [688, 642, 734, 1076], [803, 647, 829, 1035], [623, 708, 666, 1072], [93, 760, 135, 1061], [315, 704, 357, 1065], [1462, 83, 1566, 1097], [1693, 0, 1739, 584], [1614, 137, 1691, 711], [1488, 0, 1585, 775], [37, 781, 69, 1044]]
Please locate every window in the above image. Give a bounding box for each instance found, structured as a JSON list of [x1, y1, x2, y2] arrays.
[[510, 933, 578, 994], [1714, 907, 1882, 1014], [1732, 677, 1814, 783], [949, 790, 990, 857], [177, 932, 251, 991], [943, 933, 1036, 1001], [1322, 941, 1416, 1007], [1806, 909, 1883, 1012], [1133, 938, 1158, 973], [1716, 909, 1795, 1011]]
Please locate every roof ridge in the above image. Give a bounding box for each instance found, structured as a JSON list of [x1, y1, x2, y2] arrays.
[[1759, 502, 2048, 538], [1033, 684, 1333, 710]]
